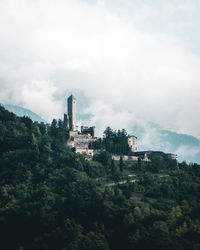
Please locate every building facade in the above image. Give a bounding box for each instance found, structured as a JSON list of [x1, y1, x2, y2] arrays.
[[64, 94, 177, 161], [133, 151, 177, 161], [64, 95, 78, 131], [127, 136, 137, 152], [65, 95, 98, 155], [81, 126, 96, 137]]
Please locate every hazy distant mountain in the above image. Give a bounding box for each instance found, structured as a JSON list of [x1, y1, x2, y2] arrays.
[[130, 123, 200, 164], [2, 103, 199, 163], [77, 112, 200, 163], [2, 104, 46, 123], [76, 110, 200, 163]]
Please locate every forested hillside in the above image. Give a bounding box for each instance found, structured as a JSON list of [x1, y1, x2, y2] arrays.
[[89, 126, 133, 155], [2, 104, 46, 123], [0, 105, 200, 250]]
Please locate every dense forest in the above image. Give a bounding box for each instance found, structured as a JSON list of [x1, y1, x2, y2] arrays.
[[0, 105, 200, 250], [89, 127, 133, 155]]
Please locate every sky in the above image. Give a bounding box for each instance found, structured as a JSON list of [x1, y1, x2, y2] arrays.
[[0, 0, 200, 146]]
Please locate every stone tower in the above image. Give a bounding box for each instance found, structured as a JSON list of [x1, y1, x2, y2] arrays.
[[64, 95, 77, 131]]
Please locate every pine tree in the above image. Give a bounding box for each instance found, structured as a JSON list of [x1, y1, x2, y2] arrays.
[[120, 156, 123, 173], [111, 159, 116, 174]]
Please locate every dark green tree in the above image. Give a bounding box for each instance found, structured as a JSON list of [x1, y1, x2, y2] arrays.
[[137, 157, 142, 168], [111, 159, 117, 175], [120, 156, 123, 173]]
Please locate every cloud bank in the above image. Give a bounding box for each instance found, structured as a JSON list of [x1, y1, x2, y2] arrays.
[[0, 0, 200, 147]]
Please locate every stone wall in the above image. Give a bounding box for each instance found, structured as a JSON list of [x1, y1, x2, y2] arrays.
[[112, 155, 138, 161], [67, 130, 99, 155], [81, 126, 96, 137]]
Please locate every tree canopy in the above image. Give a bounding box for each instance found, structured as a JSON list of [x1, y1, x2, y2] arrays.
[[0, 105, 200, 250]]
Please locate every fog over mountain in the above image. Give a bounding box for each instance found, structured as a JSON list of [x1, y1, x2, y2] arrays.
[[78, 111, 200, 164], [0, 0, 200, 163], [2, 100, 200, 163], [73, 91, 200, 164], [2, 104, 46, 123]]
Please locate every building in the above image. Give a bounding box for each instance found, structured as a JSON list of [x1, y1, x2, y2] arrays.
[[64, 94, 138, 157], [65, 95, 99, 155], [127, 135, 137, 152], [133, 151, 177, 161], [165, 153, 178, 160], [81, 126, 96, 137], [112, 155, 139, 161], [67, 131, 98, 156], [64, 95, 78, 131], [64, 94, 177, 161]]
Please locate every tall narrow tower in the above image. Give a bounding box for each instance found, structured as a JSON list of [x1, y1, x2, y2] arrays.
[[65, 94, 77, 131]]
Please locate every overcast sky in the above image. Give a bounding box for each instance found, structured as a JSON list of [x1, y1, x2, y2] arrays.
[[0, 0, 200, 139]]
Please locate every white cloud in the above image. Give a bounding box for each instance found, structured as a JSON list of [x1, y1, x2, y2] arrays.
[[175, 145, 200, 163], [0, 0, 200, 140], [21, 81, 63, 121], [137, 124, 171, 152]]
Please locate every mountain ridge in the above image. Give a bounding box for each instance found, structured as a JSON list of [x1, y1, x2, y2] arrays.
[[1, 104, 46, 123], [2, 103, 199, 163]]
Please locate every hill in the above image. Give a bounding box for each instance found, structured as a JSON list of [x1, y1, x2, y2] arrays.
[[1, 104, 46, 123], [0, 105, 200, 250], [2, 102, 199, 163]]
